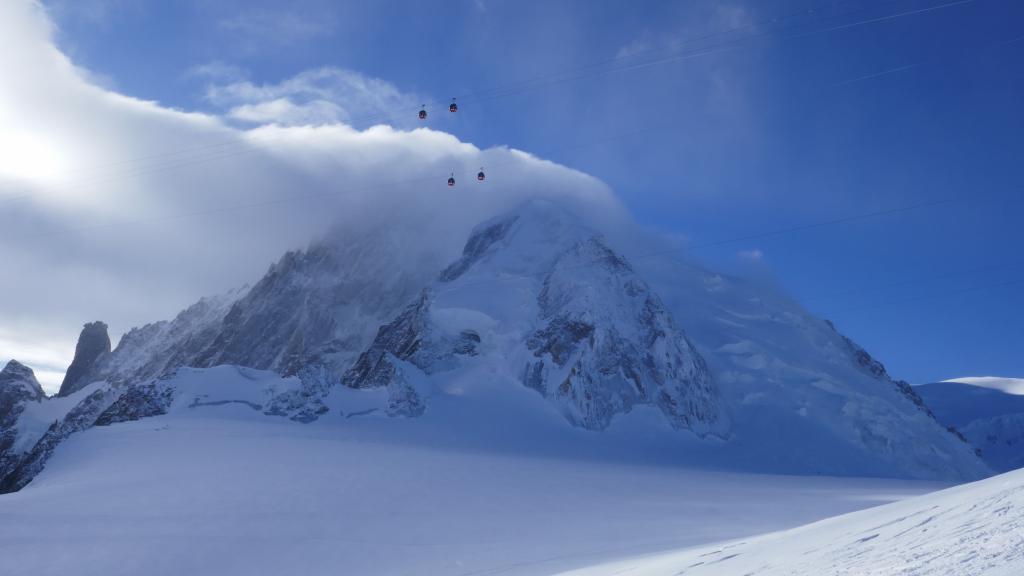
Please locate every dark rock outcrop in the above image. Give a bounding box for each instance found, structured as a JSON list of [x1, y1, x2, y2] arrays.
[[439, 214, 519, 282], [342, 291, 479, 417], [58, 321, 111, 397], [95, 382, 175, 426], [828, 321, 939, 420], [522, 238, 722, 434], [343, 207, 726, 436], [0, 360, 44, 407], [0, 360, 45, 483], [1, 386, 119, 493]]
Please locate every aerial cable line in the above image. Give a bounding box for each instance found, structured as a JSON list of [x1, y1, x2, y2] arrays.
[[0, 0, 978, 202], [450, 0, 981, 105], [806, 0, 978, 36], [800, 259, 1024, 304], [453, 0, 921, 103], [825, 276, 1024, 314]]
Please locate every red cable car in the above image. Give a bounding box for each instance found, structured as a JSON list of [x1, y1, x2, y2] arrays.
[[448, 173, 456, 187], [477, 168, 485, 182], [449, 98, 458, 113]]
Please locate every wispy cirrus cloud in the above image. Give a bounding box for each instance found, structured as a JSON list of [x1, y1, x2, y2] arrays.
[[614, 2, 756, 59], [217, 7, 336, 51], [738, 249, 764, 261]]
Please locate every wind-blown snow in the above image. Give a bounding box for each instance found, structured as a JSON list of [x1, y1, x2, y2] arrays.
[[0, 366, 947, 576], [563, 467, 1024, 576]]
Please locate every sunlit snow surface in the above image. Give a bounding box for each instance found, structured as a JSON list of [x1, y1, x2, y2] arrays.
[[0, 367, 949, 576], [564, 469, 1024, 576]]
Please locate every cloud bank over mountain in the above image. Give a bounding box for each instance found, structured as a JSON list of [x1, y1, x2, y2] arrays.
[[0, 0, 626, 391]]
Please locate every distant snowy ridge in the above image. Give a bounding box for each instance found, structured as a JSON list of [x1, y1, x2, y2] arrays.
[[0, 199, 988, 491], [917, 377, 1024, 472], [944, 376, 1024, 395]]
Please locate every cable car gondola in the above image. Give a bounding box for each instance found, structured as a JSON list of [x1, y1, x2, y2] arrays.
[[477, 168, 485, 182], [448, 173, 456, 187], [419, 106, 427, 120], [449, 98, 458, 113]]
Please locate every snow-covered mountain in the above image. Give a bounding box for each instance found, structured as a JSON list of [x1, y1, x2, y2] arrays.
[[343, 204, 726, 435], [0, 361, 44, 477], [917, 377, 1024, 472], [0, 199, 988, 492]]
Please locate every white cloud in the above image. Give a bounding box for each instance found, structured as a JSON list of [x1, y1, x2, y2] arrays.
[[0, 0, 624, 393], [185, 60, 248, 83], [201, 67, 423, 128], [227, 98, 344, 126], [738, 249, 764, 261]]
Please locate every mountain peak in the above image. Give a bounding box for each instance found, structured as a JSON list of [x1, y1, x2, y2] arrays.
[[0, 360, 44, 401], [439, 199, 602, 284], [58, 321, 111, 397]]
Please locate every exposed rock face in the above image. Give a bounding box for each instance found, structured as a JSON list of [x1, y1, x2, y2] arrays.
[[343, 291, 477, 417], [0, 386, 119, 493], [345, 204, 726, 436], [92, 293, 239, 386], [523, 238, 721, 433], [439, 215, 519, 282], [58, 321, 111, 397], [0, 360, 44, 407], [830, 323, 938, 419], [0, 360, 45, 483], [75, 227, 439, 415], [94, 382, 176, 426]]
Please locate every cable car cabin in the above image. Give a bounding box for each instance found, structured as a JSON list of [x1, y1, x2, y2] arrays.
[[419, 108, 427, 120], [449, 99, 458, 113], [477, 170, 486, 182], [447, 175, 456, 187]]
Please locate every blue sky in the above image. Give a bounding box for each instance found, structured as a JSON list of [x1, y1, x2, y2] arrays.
[[18, 0, 1024, 384]]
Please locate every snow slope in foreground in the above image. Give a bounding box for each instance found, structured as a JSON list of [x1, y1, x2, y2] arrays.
[[564, 468, 1024, 576], [0, 367, 947, 576]]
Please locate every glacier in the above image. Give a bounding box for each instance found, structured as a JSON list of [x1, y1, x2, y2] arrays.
[[0, 365, 957, 576]]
